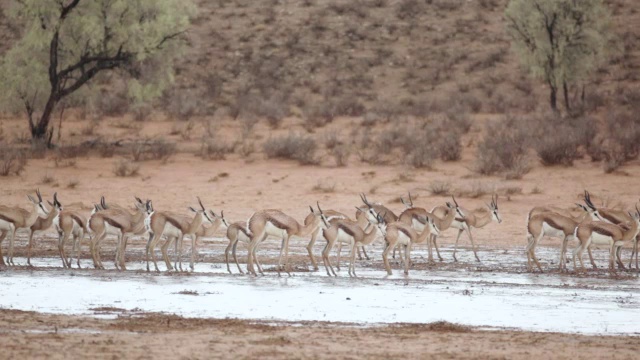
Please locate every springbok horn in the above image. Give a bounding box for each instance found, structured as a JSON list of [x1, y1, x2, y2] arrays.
[[452, 195, 459, 207], [408, 192, 413, 206], [197, 197, 205, 211], [36, 188, 42, 202]]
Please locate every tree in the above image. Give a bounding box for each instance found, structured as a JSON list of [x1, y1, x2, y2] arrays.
[[0, 0, 195, 144], [505, 0, 612, 111]]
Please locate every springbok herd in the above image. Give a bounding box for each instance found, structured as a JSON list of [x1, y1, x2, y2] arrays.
[[0, 189, 639, 276]]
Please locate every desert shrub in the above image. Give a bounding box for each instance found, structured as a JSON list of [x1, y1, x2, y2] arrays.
[[95, 92, 129, 118], [323, 130, 341, 150], [201, 139, 233, 160], [532, 114, 584, 166], [429, 180, 452, 196], [263, 133, 318, 165], [304, 102, 335, 130], [164, 89, 200, 121], [438, 131, 462, 161], [113, 159, 140, 177], [132, 105, 153, 122], [131, 138, 176, 162], [475, 116, 531, 179], [445, 108, 472, 134], [0, 149, 27, 176], [396, 0, 422, 20], [329, 145, 350, 167], [433, 0, 463, 12]]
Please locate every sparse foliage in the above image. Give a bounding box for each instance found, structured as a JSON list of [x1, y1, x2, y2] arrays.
[[505, 0, 613, 111], [263, 133, 318, 165]]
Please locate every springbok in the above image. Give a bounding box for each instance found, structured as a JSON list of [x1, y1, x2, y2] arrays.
[[26, 193, 61, 266], [398, 194, 459, 262], [305, 207, 350, 271], [583, 191, 639, 270], [431, 195, 502, 262], [224, 218, 252, 274], [144, 198, 213, 272], [48, 193, 88, 268], [246, 207, 322, 276], [525, 207, 601, 272], [573, 206, 640, 272], [88, 197, 148, 270], [318, 203, 379, 277], [353, 193, 398, 260], [0, 189, 48, 267], [375, 211, 440, 275]]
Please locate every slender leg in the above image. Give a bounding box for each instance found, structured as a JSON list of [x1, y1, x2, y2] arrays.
[[609, 244, 616, 272], [348, 241, 357, 277], [26, 230, 35, 267], [404, 243, 412, 275], [58, 232, 67, 268], [452, 229, 464, 262], [615, 245, 625, 270], [525, 234, 534, 271], [322, 237, 337, 277], [120, 235, 129, 270], [254, 240, 265, 274], [361, 246, 370, 260], [530, 233, 543, 272], [466, 229, 481, 262], [190, 235, 197, 271], [392, 246, 396, 260], [587, 246, 597, 269], [427, 234, 434, 262], [572, 243, 583, 272], [145, 233, 154, 272], [74, 231, 82, 268], [0, 230, 7, 267], [307, 228, 319, 271], [382, 240, 393, 275], [8, 227, 16, 266], [283, 234, 292, 276], [160, 237, 174, 271], [432, 236, 443, 261], [225, 237, 234, 274], [560, 236, 569, 271], [232, 239, 244, 274]]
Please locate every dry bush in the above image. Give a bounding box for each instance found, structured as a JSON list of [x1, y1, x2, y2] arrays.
[[40, 173, 56, 185], [81, 121, 99, 136], [304, 102, 335, 131], [459, 181, 491, 198], [113, 159, 140, 177], [433, 0, 463, 12], [263, 133, 318, 165], [164, 89, 201, 121], [429, 180, 452, 196], [132, 105, 153, 122], [330, 144, 351, 167], [201, 139, 233, 160], [599, 111, 640, 172], [532, 114, 588, 166], [131, 138, 176, 162], [396, 0, 423, 20], [0, 149, 27, 176], [475, 116, 531, 179], [66, 179, 80, 189], [95, 92, 129, 118], [98, 143, 116, 158], [311, 179, 336, 193], [445, 108, 472, 134], [236, 93, 289, 129]]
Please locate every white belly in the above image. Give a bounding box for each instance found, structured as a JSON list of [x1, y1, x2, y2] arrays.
[[450, 219, 468, 230], [265, 222, 287, 238], [590, 232, 614, 246], [0, 219, 14, 231], [163, 221, 183, 238], [411, 219, 426, 232], [542, 222, 565, 239], [236, 231, 251, 244], [335, 229, 355, 245], [105, 222, 122, 236], [396, 231, 411, 246]]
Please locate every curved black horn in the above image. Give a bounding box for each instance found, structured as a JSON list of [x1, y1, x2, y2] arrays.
[[135, 196, 143, 204], [408, 192, 413, 206], [101, 196, 107, 209], [197, 197, 205, 211], [452, 195, 459, 207], [317, 201, 324, 214], [36, 188, 42, 202]]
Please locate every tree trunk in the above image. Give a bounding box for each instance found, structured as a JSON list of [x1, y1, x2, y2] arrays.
[[563, 81, 570, 111], [31, 92, 58, 142], [549, 84, 558, 111]]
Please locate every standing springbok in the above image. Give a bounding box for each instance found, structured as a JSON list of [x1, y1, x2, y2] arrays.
[[353, 194, 398, 260], [224, 216, 252, 274], [318, 203, 379, 277], [26, 193, 61, 266], [431, 195, 502, 262], [375, 211, 440, 275], [144, 198, 213, 272], [583, 191, 639, 270], [305, 207, 350, 271], [573, 207, 640, 272], [48, 193, 88, 268], [246, 207, 322, 276], [398, 194, 459, 262], [89, 197, 148, 270], [0, 189, 48, 267], [525, 207, 601, 272]]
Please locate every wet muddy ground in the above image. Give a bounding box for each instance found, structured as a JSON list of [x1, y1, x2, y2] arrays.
[[2, 233, 639, 336]]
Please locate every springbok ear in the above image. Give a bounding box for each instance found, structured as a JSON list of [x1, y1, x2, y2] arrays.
[[27, 194, 36, 203], [47, 200, 54, 207]]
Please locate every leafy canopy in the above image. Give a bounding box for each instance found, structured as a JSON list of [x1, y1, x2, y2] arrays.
[[0, 0, 195, 116]]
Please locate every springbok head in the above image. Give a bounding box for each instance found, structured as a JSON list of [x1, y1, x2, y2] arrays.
[[27, 188, 48, 218]]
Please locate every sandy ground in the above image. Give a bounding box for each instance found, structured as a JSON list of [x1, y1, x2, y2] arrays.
[[1, 309, 638, 360]]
